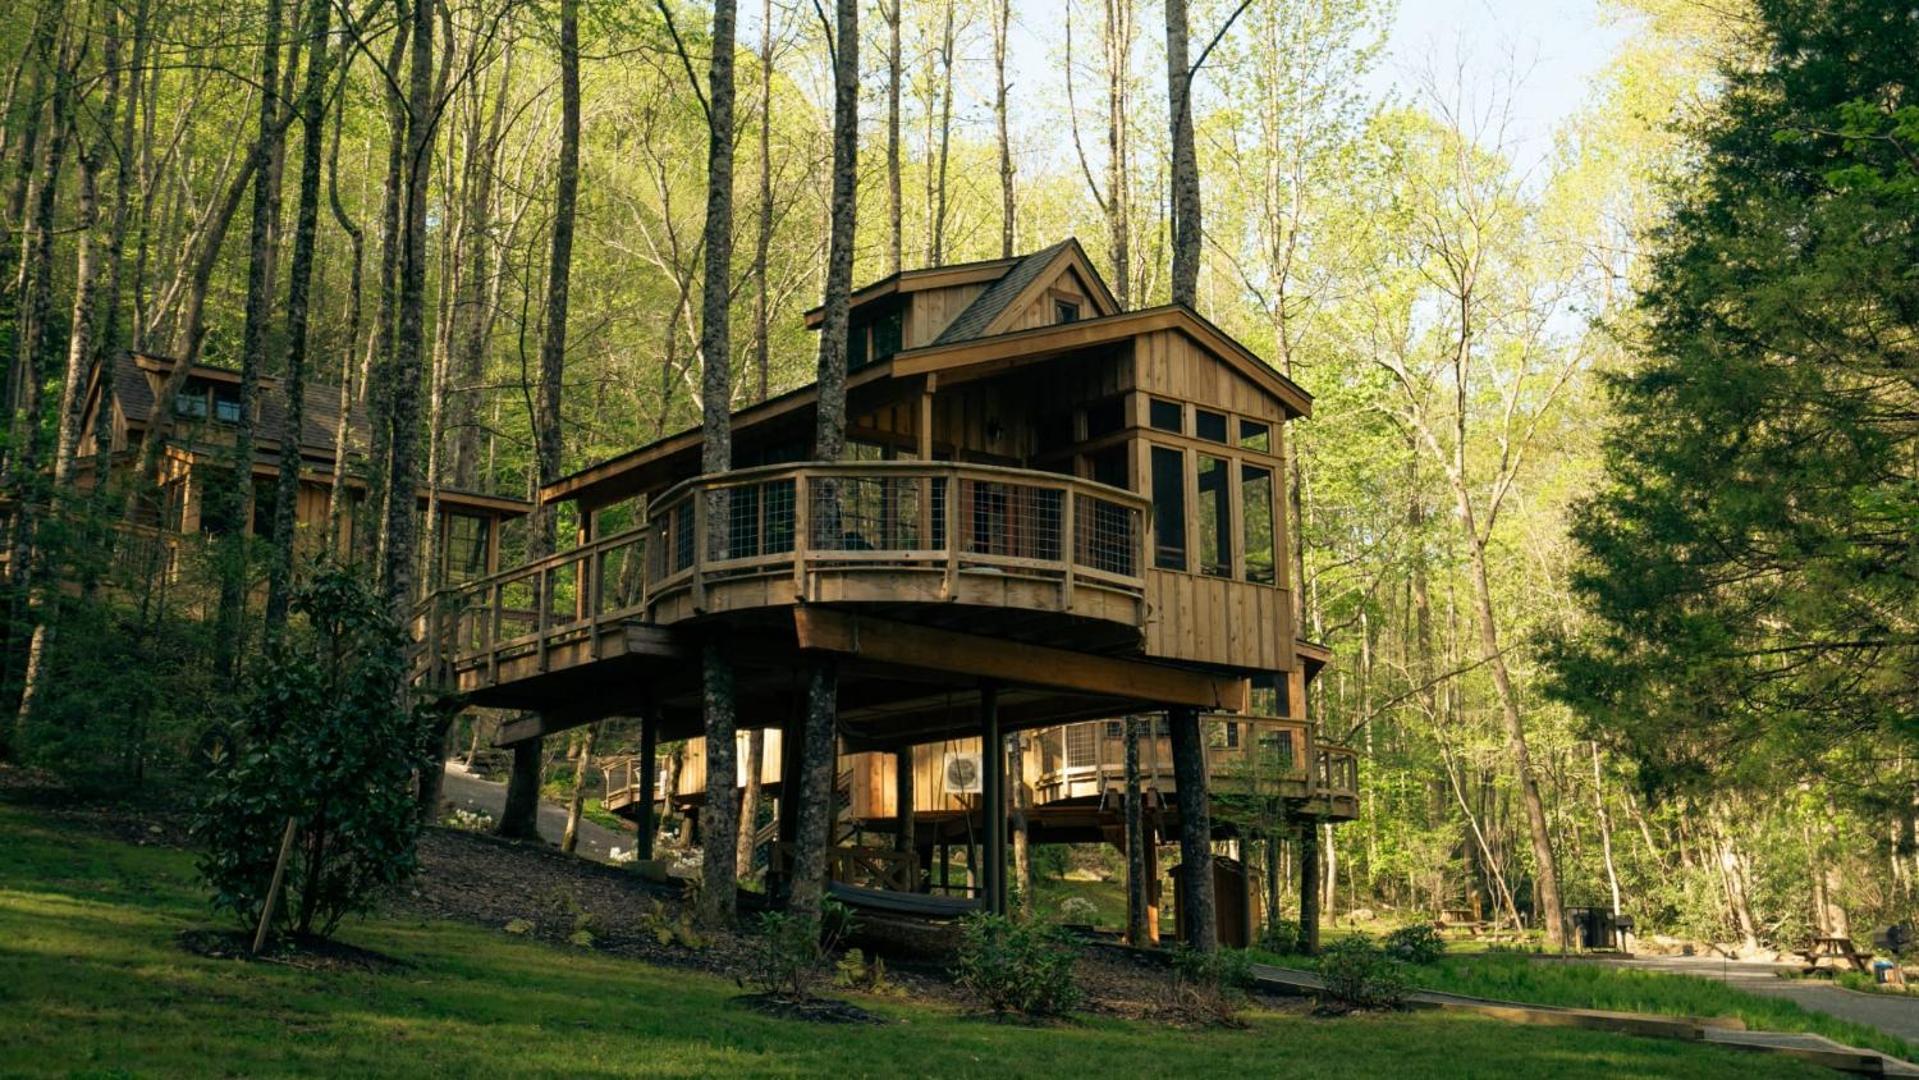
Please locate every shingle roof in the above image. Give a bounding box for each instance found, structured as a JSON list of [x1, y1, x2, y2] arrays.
[[113, 353, 371, 456], [931, 239, 1075, 346]]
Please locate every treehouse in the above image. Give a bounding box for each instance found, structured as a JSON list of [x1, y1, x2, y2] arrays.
[[415, 238, 1356, 945], [73, 351, 529, 576]]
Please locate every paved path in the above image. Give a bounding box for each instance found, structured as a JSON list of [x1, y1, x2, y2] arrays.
[[438, 761, 633, 864], [1586, 954, 1919, 1046]]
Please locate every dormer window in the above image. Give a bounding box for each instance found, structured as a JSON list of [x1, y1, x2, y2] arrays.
[[174, 388, 209, 419], [1055, 299, 1080, 324]]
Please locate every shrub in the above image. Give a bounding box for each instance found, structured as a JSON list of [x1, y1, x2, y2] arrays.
[[954, 912, 1083, 1017], [747, 899, 856, 999], [195, 568, 438, 940], [1261, 917, 1304, 955], [1165, 945, 1258, 1025], [1057, 896, 1099, 924], [1316, 936, 1411, 1009], [1383, 922, 1446, 965]]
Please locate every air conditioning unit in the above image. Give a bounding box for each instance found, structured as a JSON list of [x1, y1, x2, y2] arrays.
[[943, 752, 982, 794]]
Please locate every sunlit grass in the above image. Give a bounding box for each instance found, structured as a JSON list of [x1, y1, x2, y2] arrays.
[[0, 804, 1828, 1078]]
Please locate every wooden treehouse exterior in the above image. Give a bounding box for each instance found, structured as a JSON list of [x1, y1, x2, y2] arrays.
[[414, 238, 1354, 944], [73, 351, 529, 576]]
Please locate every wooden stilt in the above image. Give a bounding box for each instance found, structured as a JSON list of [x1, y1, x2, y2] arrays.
[[635, 705, 659, 861], [980, 683, 1003, 915], [1299, 818, 1322, 955], [252, 817, 299, 955]]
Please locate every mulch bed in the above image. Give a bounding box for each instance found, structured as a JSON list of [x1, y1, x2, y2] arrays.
[[176, 928, 407, 973], [732, 992, 887, 1025]]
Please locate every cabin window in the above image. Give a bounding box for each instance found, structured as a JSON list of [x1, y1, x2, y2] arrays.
[[1104, 720, 1123, 738], [1150, 446, 1187, 571], [871, 305, 904, 363], [1148, 398, 1183, 433], [1225, 722, 1240, 749], [213, 384, 244, 424], [1055, 299, 1080, 324], [1239, 419, 1271, 453], [175, 387, 209, 419], [445, 512, 489, 583], [1196, 454, 1230, 578], [1083, 396, 1124, 440], [1088, 445, 1128, 489], [1249, 673, 1282, 717], [848, 322, 869, 370], [1195, 409, 1228, 443], [1241, 464, 1276, 585]]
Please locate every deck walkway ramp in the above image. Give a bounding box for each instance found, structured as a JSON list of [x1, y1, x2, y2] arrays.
[[1250, 963, 1919, 1076]]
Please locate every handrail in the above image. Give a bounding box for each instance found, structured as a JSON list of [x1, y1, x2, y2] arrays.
[[412, 459, 1153, 682]]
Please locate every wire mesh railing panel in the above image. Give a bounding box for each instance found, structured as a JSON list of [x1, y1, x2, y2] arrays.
[[1065, 723, 1097, 768], [1074, 493, 1140, 578], [957, 479, 1062, 563], [807, 474, 927, 553]]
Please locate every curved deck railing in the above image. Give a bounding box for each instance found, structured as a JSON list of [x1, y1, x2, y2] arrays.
[[416, 461, 1149, 686], [1033, 715, 1319, 802]]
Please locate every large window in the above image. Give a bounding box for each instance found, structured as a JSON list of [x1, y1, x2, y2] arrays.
[[1197, 454, 1230, 577], [1150, 446, 1186, 570], [1195, 409, 1228, 443], [1149, 398, 1183, 433], [1241, 464, 1276, 585], [213, 384, 243, 424], [445, 512, 489, 583]]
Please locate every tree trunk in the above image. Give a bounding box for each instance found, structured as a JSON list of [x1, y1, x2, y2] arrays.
[[1590, 742, 1622, 920], [737, 727, 764, 878], [1298, 818, 1320, 954], [881, 0, 900, 276], [1103, 0, 1132, 308], [1164, 0, 1199, 307], [929, 0, 955, 266], [1168, 706, 1215, 950], [752, 0, 773, 404], [892, 746, 915, 863], [691, 0, 741, 930], [992, 0, 1013, 257], [561, 723, 600, 854], [788, 0, 859, 925], [324, 91, 364, 542], [264, 0, 332, 633], [213, 0, 292, 680], [1010, 732, 1031, 919], [501, 0, 578, 841], [1124, 715, 1149, 944], [498, 735, 544, 841]]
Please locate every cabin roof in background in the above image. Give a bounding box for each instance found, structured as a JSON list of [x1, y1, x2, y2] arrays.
[[114, 352, 372, 457]]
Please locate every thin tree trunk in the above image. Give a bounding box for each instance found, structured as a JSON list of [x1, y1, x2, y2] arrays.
[[881, 0, 900, 276], [498, 734, 543, 841], [561, 723, 600, 854], [991, 0, 1012, 258], [264, 0, 332, 632], [929, 0, 955, 266], [737, 728, 764, 877], [788, 0, 859, 926], [752, 0, 773, 403], [690, 0, 741, 930], [1590, 742, 1621, 920], [1169, 706, 1215, 950], [501, 0, 578, 840], [1124, 716, 1149, 945], [1010, 732, 1030, 919], [324, 95, 363, 544], [1103, 0, 1132, 308], [1164, 0, 1198, 306]]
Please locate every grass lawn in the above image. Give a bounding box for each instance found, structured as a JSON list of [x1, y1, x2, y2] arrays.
[[0, 804, 1830, 1079], [1253, 945, 1910, 1062]]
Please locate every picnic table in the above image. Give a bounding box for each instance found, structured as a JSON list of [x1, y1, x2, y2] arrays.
[[1800, 936, 1872, 973]]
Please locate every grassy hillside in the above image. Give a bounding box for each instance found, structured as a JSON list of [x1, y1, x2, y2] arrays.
[[0, 803, 1826, 1079]]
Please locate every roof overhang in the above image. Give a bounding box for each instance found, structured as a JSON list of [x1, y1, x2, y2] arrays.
[[802, 257, 1022, 328]]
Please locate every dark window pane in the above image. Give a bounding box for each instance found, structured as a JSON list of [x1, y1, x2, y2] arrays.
[[1149, 398, 1182, 433], [214, 385, 243, 424], [1150, 446, 1186, 570], [1197, 454, 1230, 577], [446, 513, 488, 582], [1249, 673, 1281, 716], [1084, 396, 1124, 439], [1089, 445, 1128, 489], [1195, 409, 1227, 443], [176, 387, 209, 419], [1239, 419, 1271, 452], [848, 320, 870, 370], [871, 305, 903, 362], [1055, 300, 1080, 324], [1241, 464, 1276, 584]]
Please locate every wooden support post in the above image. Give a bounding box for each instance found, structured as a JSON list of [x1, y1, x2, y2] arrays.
[[1169, 705, 1217, 950], [1299, 818, 1321, 955], [917, 376, 936, 461], [939, 840, 951, 893], [1143, 821, 1161, 944], [980, 684, 1004, 915], [635, 705, 659, 862], [1242, 841, 1256, 949], [771, 701, 804, 901], [253, 817, 299, 955], [893, 746, 915, 859]]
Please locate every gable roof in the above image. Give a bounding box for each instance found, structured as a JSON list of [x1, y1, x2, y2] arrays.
[[932, 240, 1075, 345], [111, 352, 372, 455]]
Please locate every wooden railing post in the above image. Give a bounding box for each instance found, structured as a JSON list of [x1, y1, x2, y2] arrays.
[[691, 487, 708, 613], [942, 471, 960, 600], [1060, 486, 1076, 611], [536, 565, 552, 672], [791, 473, 810, 599], [486, 580, 501, 684]]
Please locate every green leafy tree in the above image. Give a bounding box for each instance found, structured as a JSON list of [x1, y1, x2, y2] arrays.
[[195, 568, 439, 939], [1552, 0, 1919, 807]]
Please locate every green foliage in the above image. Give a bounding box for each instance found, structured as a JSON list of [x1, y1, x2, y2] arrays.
[[953, 912, 1084, 1018], [833, 947, 897, 995], [747, 899, 854, 999], [1261, 917, 1304, 955], [1316, 936, 1410, 1009], [1383, 923, 1446, 965], [193, 568, 437, 939], [1166, 945, 1258, 1025]]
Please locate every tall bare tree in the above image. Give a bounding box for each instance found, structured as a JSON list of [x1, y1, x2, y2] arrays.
[[789, 0, 858, 924]]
